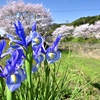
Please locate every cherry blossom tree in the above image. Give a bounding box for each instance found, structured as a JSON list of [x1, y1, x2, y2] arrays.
[[73, 24, 91, 38], [52, 25, 74, 38], [0, 0, 53, 35], [93, 21, 100, 39], [0, 28, 7, 37], [52, 20, 100, 39]]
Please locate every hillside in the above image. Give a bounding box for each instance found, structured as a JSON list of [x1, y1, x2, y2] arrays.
[[47, 15, 100, 35], [69, 15, 100, 26]]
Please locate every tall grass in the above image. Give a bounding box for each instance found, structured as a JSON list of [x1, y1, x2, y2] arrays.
[[0, 42, 100, 99]]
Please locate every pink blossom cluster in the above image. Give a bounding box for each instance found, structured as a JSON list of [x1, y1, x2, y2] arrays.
[[0, 0, 53, 35], [52, 20, 100, 39]]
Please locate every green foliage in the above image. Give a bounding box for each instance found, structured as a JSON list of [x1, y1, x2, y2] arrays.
[[0, 40, 100, 100], [70, 15, 100, 26], [61, 36, 100, 43], [46, 15, 100, 35], [60, 51, 100, 99]]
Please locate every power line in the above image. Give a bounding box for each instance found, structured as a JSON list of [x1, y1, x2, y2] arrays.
[[51, 8, 100, 12]]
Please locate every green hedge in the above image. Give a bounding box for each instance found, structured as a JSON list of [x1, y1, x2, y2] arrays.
[[61, 37, 100, 43]]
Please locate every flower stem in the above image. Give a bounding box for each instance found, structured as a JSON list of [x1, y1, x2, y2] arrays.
[[6, 86, 15, 100], [44, 60, 50, 100], [25, 44, 33, 100]]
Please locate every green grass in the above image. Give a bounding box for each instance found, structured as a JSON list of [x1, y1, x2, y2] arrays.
[[61, 37, 100, 43], [0, 39, 100, 99], [57, 50, 100, 99], [60, 51, 100, 80]]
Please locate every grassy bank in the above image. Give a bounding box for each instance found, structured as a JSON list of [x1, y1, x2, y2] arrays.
[[0, 39, 100, 99], [57, 51, 100, 99]]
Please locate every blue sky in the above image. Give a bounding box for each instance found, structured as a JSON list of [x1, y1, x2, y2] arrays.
[[0, 0, 100, 23]]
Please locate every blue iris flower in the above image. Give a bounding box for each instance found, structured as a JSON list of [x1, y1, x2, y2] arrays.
[[42, 34, 62, 63], [0, 40, 12, 59], [31, 31, 44, 48], [31, 22, 44, 48], [32, 57, 39, 73], [0, 49, 26, 92], [32, 45, 44, 73], [46, 50, 61, 63], [6, 21, 36, 49]]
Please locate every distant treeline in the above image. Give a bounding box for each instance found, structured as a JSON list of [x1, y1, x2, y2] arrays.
[[48, 15, 100, 35], [70, 15, 100, 26]]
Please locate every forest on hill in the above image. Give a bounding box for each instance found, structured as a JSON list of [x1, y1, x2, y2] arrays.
[[70, 15, 100, 26], [49, 15, 100, 34]]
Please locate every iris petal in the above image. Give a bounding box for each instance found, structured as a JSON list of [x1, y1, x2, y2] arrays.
[[0, 74, 4, 77], [32, 66, 38, 73], [52, 34, 62, 51], [0, 40, 6, 57], [25, 35, 32, 46], [3, 65, 15, 77], [0, 40, 6, 52], [46, 50, 61, 63], [15, 68, 26, 82], [6, 74, 21, 84], [32, 58, 39, 73], [37, 54, 44, 63], [9, 42, 21, 49], [14, 21, 27, 47], [7, 83, 21, 92], [31, 31, 38, 38], [32, 37, 43, 47], [13, 40, 26, 47], [46, 34, 62, 52], [32, 22, 36, 32], [11, 49, 23, 67], [0, 48, 12, 59]]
